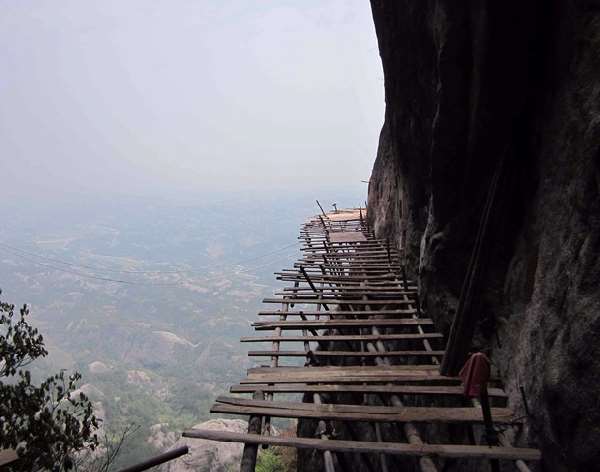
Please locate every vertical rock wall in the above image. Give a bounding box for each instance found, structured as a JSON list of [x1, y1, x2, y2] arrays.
[[367, 1, 600, 471]]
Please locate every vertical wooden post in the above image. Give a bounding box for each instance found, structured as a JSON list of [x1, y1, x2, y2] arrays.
[[313, 393, 337, 472], [316, 200, 327, 216], [386, 237, 391, 266], [440, 157, 504, 376], [240, 390, 264, 472], [318, 216, 330, 243], [480, 386, 500, 472]]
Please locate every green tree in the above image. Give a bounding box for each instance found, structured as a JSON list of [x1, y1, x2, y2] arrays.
[[256, 449, 285, 472], [0, 292, 100, 471]]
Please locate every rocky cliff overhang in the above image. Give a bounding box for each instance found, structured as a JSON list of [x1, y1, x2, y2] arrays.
[[367, 1, 600, 471]]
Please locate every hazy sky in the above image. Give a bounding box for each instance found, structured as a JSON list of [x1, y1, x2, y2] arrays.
[[1, 0, 383, 201]]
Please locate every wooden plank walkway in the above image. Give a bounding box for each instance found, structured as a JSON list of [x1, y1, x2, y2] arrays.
[[183, 208, 541, 471]]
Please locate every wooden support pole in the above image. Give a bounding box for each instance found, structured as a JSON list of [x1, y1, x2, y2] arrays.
[[300, 267, 329, 312], [313, 393, 337, 472], [316, 200, 327, 216], [386, 238, 391, 265], [365, 334, 438, 472], [441, 158, 504, 376], [240, 390, 264, 472], [471, 396, 533, 472], [117, 446, 189, 472], [353, 277, 437, 472], [479, 386, 500, 472], [499, 435, 532, 472]]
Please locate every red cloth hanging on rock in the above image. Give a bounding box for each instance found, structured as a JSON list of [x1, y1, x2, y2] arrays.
[[459, 352, 491, 397]]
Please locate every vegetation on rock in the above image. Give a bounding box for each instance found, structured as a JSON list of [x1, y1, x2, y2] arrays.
[[0, 292, 99, 470]]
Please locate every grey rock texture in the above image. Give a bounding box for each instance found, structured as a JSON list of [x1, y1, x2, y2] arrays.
[[162, 419, 248, 472], [366, 1, 600, 471]]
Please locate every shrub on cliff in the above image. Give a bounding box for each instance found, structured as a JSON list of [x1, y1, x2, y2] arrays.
[[0, 291, 99, 471]]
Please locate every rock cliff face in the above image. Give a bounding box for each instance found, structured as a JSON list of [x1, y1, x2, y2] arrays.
[[367, 1, 600, 471], [162, 419, 248, 472]]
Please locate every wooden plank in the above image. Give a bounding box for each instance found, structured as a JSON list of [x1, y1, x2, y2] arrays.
[[252, 319, 434, 330], [277, 273, 405, 281], [272, 292, 417, 299], [329, 232, 367, 243], [262, 298, 412, 306], [240, 374, 457, 385], [324, 212, 364, 222], [276, 281, 418, 290], [305, 239, 383, 243], [276, 277, 415, 286], [288, 266, 404, 272], [182, 430, 541, 461], [211, 396, 514, 424], [302, 249, 399, 254], [274, 291, 417, 298], [296, 262, 404, 269], [243, 369, 453, 385], [299, 249, 400, 259], [241, 371, 458, 385], [276, 275, 416, 285], [257, 309, 418, 316], [280, 287, 416, 294], [229, 383, 508, 398], [275, 272, 413, 282], [302, 253, 399, 259], [241, 333, 444, 342], [247, 350, 445, 358], [299, 260, 399, 267], [216, 395, 509, 417], [0, 449, 18, 467], [300, 251, 394, 256], [300, 257, 400, 263], [280, 284, 411, 290], [248, 365, 440, 374]]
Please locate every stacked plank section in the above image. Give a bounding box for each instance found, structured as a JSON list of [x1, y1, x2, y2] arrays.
[[184, 208, 540, 471]]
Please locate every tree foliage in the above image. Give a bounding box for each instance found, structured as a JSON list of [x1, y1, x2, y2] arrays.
[[256, 448, 285, 472], [0, 292, 100, 471]]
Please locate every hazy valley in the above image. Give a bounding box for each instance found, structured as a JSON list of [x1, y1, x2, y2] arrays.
[[0, 191, 360, 468]]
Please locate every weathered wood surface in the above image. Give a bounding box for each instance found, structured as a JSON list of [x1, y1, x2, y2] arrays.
[[187, 208, 541, 467], [251, 319, 433, 329], [262, 297, 413, 306], [275, 272, 415, 282], [296, 262, 404, 270], [247, 350, 444, 358], [182, 430, 541, 461], [0, 450, 18, 467], [257, 308, 418, 316], [229, 383, 508, 398], [299, 256, 400, 262], [277, 270, 404, 278], [241, 371, 457, 385], [271, 291, 418, 299], [249, 365, 439, 374], [329, 232, 367, 242], [300, 249, 398, 256], [211, 396, 514, 424], [280, 287, 416, 294], [241, 333, 444, 342]]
